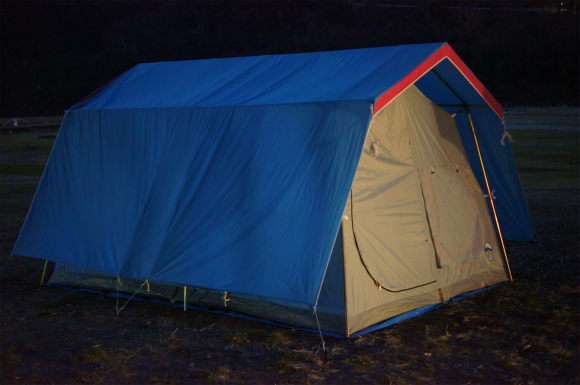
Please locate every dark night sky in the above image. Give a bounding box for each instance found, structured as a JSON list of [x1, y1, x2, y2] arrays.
[[1, 0, 578, 116]]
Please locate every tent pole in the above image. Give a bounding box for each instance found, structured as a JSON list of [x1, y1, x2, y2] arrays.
[[466, 109, 513, 281], [40, 260, 49, 285], [343, 211, 351, 338]]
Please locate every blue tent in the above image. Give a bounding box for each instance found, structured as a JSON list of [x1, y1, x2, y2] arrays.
[[14, 43, 534, 337]]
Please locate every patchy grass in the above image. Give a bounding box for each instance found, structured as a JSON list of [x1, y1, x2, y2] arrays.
[[222, 332, 251, 346], [205, 366, 232, 382], [1, 132, 57, 154], [0, 164, 46, 176], [0, 348, 22, 363], [509, 128, 579, 189], [72, 345, 110, 364], [266, 329, 291, 347], [504, 106, 579, 127]]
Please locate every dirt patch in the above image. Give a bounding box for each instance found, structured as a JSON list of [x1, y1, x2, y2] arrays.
[[1, 111, 578, 384]]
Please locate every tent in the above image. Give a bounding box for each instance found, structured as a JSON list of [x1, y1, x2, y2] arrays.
[[13, 43, 535, 337]]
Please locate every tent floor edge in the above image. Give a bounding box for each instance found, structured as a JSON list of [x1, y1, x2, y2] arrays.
[[46, 269, 347, 336], [43, 282, 348, 338], [350, 281, 508, 338]]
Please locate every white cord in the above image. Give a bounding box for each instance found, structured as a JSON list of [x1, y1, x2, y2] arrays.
[[313, 306, 326, 353], [116, 280, 146, 317]]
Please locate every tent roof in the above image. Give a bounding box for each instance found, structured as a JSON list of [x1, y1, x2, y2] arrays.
[[75, 43, 502, 118]]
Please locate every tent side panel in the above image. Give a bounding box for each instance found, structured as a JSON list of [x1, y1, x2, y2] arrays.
[[454, 109, 535, 242], [317, 226, 346, 317], [316, 226, 347, 334], [13, 102, 372, 309]]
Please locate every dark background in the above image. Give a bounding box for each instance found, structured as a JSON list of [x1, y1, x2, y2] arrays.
[[1, 0, 578, 117]]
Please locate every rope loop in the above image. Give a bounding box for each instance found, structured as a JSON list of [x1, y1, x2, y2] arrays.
[[484, 190, 497, 200], [500, 119, 515, 146]]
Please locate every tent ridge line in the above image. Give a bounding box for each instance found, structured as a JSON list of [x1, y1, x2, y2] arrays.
[[373, 52, 448, 116], [442, 54, 503, 119], [373, 44, 503, 119]]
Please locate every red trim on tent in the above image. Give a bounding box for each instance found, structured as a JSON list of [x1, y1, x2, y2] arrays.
[[374, 44, 503, 119]]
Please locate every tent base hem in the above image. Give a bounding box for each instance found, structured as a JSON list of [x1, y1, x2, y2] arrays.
[[45, 283, 347, 338], [46, 267, 346, 335], [350, 281, 507, 337], [43, 276, 506, 338]]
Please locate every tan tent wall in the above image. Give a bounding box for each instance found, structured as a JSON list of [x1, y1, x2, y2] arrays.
[[342, 85, 508, 336]]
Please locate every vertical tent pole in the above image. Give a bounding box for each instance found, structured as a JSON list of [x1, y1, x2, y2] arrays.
[[40, 260, 49, 285], [343, 227, 350, 339], [466, 109, 513, 281]]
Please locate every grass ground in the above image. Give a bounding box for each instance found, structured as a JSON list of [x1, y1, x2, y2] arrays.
[[0, 108, 578, 384], [509, 128, 579, 189]]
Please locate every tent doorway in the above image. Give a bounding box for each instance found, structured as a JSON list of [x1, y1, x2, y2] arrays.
[[349, 85, 500, 293]]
